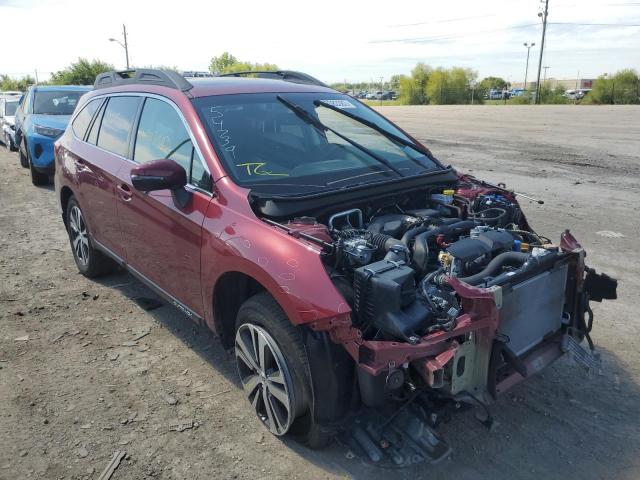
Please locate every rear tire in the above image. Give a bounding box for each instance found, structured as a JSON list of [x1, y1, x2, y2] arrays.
[[234, 292, 333, 448], [65, 196, 116, 278]]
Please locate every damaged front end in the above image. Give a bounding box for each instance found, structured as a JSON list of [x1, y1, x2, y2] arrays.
[[263, 174, 617, 466]]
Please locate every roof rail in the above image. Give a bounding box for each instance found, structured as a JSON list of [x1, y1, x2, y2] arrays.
[[217, 70, 327, 88], [94, 69, 194, 93]]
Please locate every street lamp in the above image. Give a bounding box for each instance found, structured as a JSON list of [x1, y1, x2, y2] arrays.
[[523, 42, 535, 92], [109, 24, 130, 69]]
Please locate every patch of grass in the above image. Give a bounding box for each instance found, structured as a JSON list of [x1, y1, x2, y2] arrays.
[[361, 99, 402, 106]]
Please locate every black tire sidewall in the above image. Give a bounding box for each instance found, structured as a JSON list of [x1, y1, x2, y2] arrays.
[[65, 196, 94, 275], [27, 147, 48, 185], [235, 295, 312, 425]]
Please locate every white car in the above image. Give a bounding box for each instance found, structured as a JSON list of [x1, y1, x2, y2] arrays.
[[0, 94, 20, 151]]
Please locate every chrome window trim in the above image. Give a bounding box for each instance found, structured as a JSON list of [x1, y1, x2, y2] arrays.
[[70, 91, 213, 196]]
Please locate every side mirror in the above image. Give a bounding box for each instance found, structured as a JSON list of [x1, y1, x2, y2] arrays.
[[131, 159, 191, 207], [131, 159, 187, 191]]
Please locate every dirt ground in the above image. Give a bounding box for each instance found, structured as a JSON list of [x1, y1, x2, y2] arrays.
[[1, 105, 638, 480]]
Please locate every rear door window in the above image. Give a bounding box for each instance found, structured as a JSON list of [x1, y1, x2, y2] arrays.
[[96, 96, 141, 158], [72, 98, 103, 140]]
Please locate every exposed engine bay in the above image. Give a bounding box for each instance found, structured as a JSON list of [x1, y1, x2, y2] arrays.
[[291, 178, 565, 347], [261, 175, 617, 466]]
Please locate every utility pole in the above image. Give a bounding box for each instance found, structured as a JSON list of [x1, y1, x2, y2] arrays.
[[534, 0, 549, 104], [123, 24, 130, 70], [523, 42, 535, 92], [543, 66, 550, 83], [34, 69, 39, 84], [109, 24, 130, 69]]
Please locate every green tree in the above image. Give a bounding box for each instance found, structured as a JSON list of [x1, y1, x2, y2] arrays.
[[588, 70, 639, 104], [425, 67, 476, 104], [388, 74, 402, 92], [209, 51, 278, 75], [49, 58, 113, 85], [478, 76, 508, 90], [537, 82, 569, 104], [477, 76, 507, 99], [209, 52, 239, 74], [399, 63, 431, 105], [0, 74, 35, 91]]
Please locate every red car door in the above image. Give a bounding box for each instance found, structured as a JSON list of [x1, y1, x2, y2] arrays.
[[115, 96, 213, 318], [67, 96, 136, 255]]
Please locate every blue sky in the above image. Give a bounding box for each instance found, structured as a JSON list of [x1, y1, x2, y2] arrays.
[[2, 0, 639, 83]]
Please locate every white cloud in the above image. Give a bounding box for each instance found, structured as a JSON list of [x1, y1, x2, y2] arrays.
[[2, 0, 638, 83]]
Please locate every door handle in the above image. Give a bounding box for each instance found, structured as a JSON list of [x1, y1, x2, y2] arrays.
[[117, 183, 132, 201]]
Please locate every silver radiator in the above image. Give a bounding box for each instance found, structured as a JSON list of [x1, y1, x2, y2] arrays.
[[498, 263, 568, 356]]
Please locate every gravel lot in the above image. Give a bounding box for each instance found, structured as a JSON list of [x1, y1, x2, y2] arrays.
[[1, 105, 638, 480]]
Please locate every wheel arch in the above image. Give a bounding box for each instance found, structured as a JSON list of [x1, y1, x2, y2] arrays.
[[211, 270, 272, 348], [60, 185, 75, 228]]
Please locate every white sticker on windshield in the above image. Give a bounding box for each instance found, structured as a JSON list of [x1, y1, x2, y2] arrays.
[[320, 99, 356, 109]]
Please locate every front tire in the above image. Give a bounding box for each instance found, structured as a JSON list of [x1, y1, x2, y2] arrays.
[[234, 292, 333, 448], [27, 147, 49, 185], [19, 145, 28, 168], [29, 161, 49, 185], [65, 196, 115, 278]]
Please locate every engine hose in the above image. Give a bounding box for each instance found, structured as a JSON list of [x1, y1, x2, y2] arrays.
[[412, 220, 477, 272], [457, 251, 530, 286], [368, 232, 400, 252], [427, 199, 462, 217]]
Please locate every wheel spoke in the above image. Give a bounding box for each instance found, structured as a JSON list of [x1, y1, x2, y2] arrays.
[[250, 385, 262, 410], [257, 333, 269, 373], [267, 394, 287, 433], [262, 387, 277, 431], [267, 370, 285, 385], [236, 335, 259, 373], [266, 380, 289, 408], [242, 374, 261, 396], [81, 242, 89, 263]]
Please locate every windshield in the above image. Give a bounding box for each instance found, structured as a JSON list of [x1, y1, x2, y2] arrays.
[[5, 101, 18, 116], [193, 92, 439, 195], [33, 90, 85, 115]]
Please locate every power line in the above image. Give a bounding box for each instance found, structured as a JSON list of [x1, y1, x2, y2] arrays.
[[370, 23, 541, 44], [389, 14, 496, 28], [370, 20, 640, 45], [549, 22, 640, 26]]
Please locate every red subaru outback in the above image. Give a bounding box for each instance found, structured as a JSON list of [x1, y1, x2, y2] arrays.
[[54, 69, 616, 465]]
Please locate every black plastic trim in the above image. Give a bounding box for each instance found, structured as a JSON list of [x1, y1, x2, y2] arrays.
[[94, 69, 194, 93]]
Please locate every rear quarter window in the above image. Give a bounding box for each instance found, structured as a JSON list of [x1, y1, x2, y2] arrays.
[[72, 98, 103, 140]]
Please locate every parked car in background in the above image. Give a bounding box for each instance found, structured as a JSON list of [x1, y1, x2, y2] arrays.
[[14, 85, 91, 185], [565, 88, 591, 100], [485, 89, 510, 100], [54, 69, 616, 463], [0, 95, 21, 150], [510, 88, 525, 97], [182, 71, 214, 78]]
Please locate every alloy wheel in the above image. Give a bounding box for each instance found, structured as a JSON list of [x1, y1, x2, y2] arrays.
[[69, 205, 90, 266], [234, 323, 294, 436]]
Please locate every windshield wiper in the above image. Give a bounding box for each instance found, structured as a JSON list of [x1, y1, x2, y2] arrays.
[[276, 95, 404, 177], [314, 100, 443, 169]]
